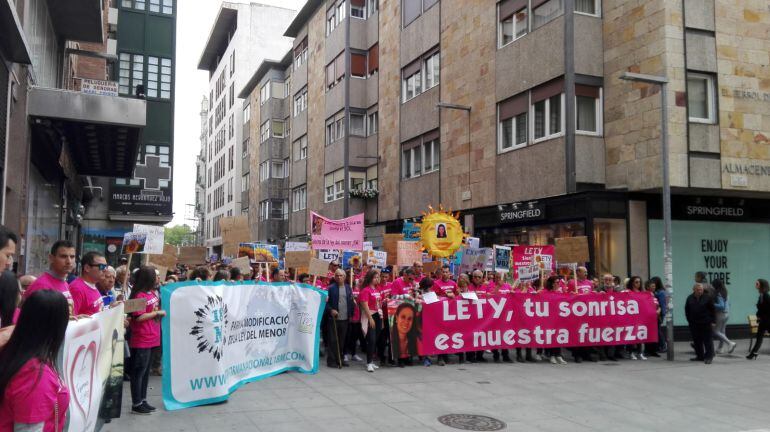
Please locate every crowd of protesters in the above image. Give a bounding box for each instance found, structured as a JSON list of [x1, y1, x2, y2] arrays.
[[0, 222, 769, 429]]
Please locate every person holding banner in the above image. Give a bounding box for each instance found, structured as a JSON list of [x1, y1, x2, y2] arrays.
[[326, 269, 353, 368], [128, 266, 165, 414], [22, 240, 76, 313], [434, 265, 458, 298], [0, 290, 70, 432], [468, 270, 488, 363], [359, 270, 384, 372], [544, 276, 567, 365], [412, 261, 425, 284], [70, 251, 108, 317], [487, 273, 513, 364], [390, 302, 420, 367], [391, 268, 417, 298]]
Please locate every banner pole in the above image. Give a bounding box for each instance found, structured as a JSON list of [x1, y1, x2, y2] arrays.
[[266, 263, 271, 283], [123, 253, 133, 291], [312, 275, 318, 286]]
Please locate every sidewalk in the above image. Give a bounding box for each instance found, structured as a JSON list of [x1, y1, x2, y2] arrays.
[[104, 340, 770, 432]]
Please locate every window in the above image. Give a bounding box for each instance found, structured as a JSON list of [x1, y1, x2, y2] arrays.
[[293, 87, 307, 116], [368, 0, 378, 17], [351, 0, 366, 18], [350, 113, 365, 136], [284, 78, 291, 98], [294, 38, 308, 70], [533, 0, 564, 29], [576, 85, 602, 134], [326, 53, 345, 90], [533, 94, 564, 141], [270, 200, 289, 220], [498, 93, 529, 152], [272, 120, 285, 138], [243, 104, 251, 124], [575, 0, 600, 16], [118, 53, 144, 96], [326, 112, 345, 146], [122, 0, 146, 10], [148, 0, 173, 14], [326, 0, 347, 35], [687, 73, 715, 123], [295, 135, 308, 161], [292, 186, 307, 211], [271, 160, 287, 178], [229, 83, 235, 108], [350, 172, 366, 191], [259, 161, 269, 181], [325, 170, 345, 202], [402, 132, 440, 178], [351, 53, 367, 78], [228, 114, 234, 139], [366, 111, 378, 135], [230, 51, 235, 77], [366, 165, 378, 189], [242, 137, 250, 156], [423, 51, 440, 90], [241, 174, 249, 192], [260, 82, 271, 105], [498, 0, 528, 47], [260, 121, 270, 143], [402, 68, 422, 102], [368, 44, 379, 76], [227, 178, 233, 202], [259, 201, 269, 221], [403, 0, 439, 27]]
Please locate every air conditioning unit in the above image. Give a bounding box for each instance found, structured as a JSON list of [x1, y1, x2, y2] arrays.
[[108, 8, 119, 32], [106, 38, 117, 57]]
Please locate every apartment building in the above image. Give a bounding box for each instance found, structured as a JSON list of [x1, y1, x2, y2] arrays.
[[1, 0, 147, 273], [195, 96, 209, 245], [197, 2, 296, 256], [267, 0, 769, 326]]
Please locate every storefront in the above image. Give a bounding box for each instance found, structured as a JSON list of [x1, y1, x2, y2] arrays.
[[646, 195, 770, 326]]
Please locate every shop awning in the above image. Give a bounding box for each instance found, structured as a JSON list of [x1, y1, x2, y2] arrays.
[[0, 0, 32, 63], [27, 86, 146, 178], [47, 0, 104, 43]]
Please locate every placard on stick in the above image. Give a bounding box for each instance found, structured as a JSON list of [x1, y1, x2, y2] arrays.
[[178, 246, 207, 265], [383, 234, 404, 265], [308, 258, 330, 277], [396, 241, 422, 268], [285, 251, 313, 269], [231, 256, 252, 275], [123, 298, 147, 314], [423, 260, 441, 275], [555, 236, 590, 263], [220, 215, 250, 258], [149, 244, 178, 270]]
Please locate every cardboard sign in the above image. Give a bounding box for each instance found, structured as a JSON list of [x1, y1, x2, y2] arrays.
[[308, 258, 331, 277], [423, 260, 442, 275], [555, 236, 590, 264], [121, 232, 146, 254], [466, 237, 480, 249], [133, 224, 165, 255], [285, 241, 310, 252], [149, 244, 178, 270], [367, 251, 387, 269], [397, 241, 422, 268], [231, 256, 252, 275], [239, 243, 279, 264], [123, 298, 147, 314], [383, 234, 404, 265], [318, 250, 340, 263], [494, 245, 511, 273], [285, 251, 313, 269], [220, 216, 250, 258], [363, 241, 373, 251], [178, 246, 207, 265]]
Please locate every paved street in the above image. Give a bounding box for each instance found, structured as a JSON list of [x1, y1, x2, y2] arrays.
[[105, 340, 770, 432]]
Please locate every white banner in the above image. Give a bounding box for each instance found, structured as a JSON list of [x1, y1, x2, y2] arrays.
[[61, 305, 125, 432], [161, 281, 327, 410], [285, 241, 310, 252]]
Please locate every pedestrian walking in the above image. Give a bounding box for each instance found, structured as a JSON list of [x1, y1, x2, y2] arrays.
[[325, 269, 353, 368], [747, 279, 770, 360], [711, 279, 736, 354], [685, 283, 716, 364]]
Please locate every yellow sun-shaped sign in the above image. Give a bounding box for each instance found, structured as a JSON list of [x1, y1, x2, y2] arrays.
[[417, 205, 466, 258]]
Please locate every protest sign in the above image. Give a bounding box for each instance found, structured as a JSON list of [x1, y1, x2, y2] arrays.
[[466, 237, 480, 249], [123, 298, 147, 314], [402, 221, 420, 241], [121, 232, 146, 254], [239, 242, 279, 264], [396, 241, 422, 267], [555, 236, 590, 264], [133, 224, 165, 254], [419, 207, 465, 258], [383, 234, 404, 265], [309, 258, 331, 276], [317, 250, 340, 262], [512, 245, 554, 279], [341, 251, 363, 270], [423, 260, 442, 275], [367, 250, 388, 269], [363, 241, 373, 251], [518, 265, 540, 282], [459, 248, 490, 274], [178, 246, 207, 265], [417, 292, 658, 355], [149, 244, 178, 270], [310, 212, 364, 250], [161, 281, 327, 410], [285, 241, 310, 252], [387, 299, 422, 361], [484, 248, 495, 271], [231, 256, 252, 275], [219, 216, 250, 258], [494, 245, 511, 273], [285, 251, 313, 269], [62, 305, 125, 431]]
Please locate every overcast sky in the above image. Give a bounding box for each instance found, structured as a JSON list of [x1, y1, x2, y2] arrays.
[[170, 0, 305, 227]]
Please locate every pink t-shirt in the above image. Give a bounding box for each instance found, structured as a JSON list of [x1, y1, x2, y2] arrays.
[[468, 283, 487, 293], [390, 277, 414, 296], [23, 272, 72, 306], [129, 291, 161, 349], [486, 282, 512, 295], [378, 282, 392, 298], [434, 279, 458, 297], [568, 279, 595, 295], [359, 286, 382, 315], [69, 278, 104, 316], [0, 358, 69, 432], [350, 287, 361, 322]]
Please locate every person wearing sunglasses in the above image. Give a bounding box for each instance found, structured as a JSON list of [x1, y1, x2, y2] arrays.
[[69, 251, 108, 317]]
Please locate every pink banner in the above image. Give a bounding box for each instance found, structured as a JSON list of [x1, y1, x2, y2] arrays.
[[418, 292, 658, 355], [512, 245, 554, 279], [310, 212, 365, 251]]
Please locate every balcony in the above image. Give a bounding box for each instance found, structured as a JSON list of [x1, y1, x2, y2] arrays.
[[48, 0, 104, 43]]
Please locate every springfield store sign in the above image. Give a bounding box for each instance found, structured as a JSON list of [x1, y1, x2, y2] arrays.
[[499, 202, 546, 223]]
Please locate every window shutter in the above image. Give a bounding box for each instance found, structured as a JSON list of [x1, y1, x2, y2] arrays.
[[531, 77, 565, 102], [351, 53, 367, 77], [575, 84, 600, 98], [499, 0, 527, 19], [326, 62, 335, 87], [402, 58, 421, 78], [368, 44, 379, 74], [499, 92, 529, 120], [335, 53, 345, 80], [351, 0, 365, 6]]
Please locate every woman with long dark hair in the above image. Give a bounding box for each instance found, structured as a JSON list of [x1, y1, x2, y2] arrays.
[[0, 290, 70, 431], [359, 270, 383, 372], [0, 271, 20, 328], [650, 276, 668, 354], [390, 302, 420, 367], [711, 279, 736, 354], [747, 279, 770, 360], [128, 266, 165, 414]]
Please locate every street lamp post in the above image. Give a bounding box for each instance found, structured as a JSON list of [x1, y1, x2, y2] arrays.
[[620, 72, 674, 361]]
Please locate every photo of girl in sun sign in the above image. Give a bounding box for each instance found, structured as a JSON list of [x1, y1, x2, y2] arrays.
[[436, 223, 447, 239]]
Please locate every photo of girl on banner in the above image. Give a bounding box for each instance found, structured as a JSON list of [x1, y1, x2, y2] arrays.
[[388, 300, 422, 361]]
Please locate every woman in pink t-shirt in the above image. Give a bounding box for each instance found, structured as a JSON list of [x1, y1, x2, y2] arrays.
[[0, 289, 70, 432], [128, 266, 166, 415], [359, 270, 384, 372]]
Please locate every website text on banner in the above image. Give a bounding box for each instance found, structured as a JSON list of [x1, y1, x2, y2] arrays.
[[161, 281, 327, 411], [310, 212, 365, 250], [420, 292, 658, 355]]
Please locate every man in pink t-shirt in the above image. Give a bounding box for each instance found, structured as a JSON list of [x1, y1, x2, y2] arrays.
[[567, 266, 595, 295], [433, 265, 458, 298], [412, 261, 425, 284], [70, 251, 107, 316], [390, 268, 416, 297], [23, 240, 76, 312]]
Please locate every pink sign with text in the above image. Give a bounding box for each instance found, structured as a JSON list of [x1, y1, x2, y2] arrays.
[[512, 245, 554, 279], [310, 212, 365, 251]]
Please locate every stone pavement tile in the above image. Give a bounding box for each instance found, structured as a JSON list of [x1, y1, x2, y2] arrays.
[[286, 393, 337, 409], [518, 417, 597, 432], [103, 411, 199, 432], [191, 412, 259, 431], [296, 405, 352, 421], [245, 408, 304, 426], [257, 421, 317, 432]]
